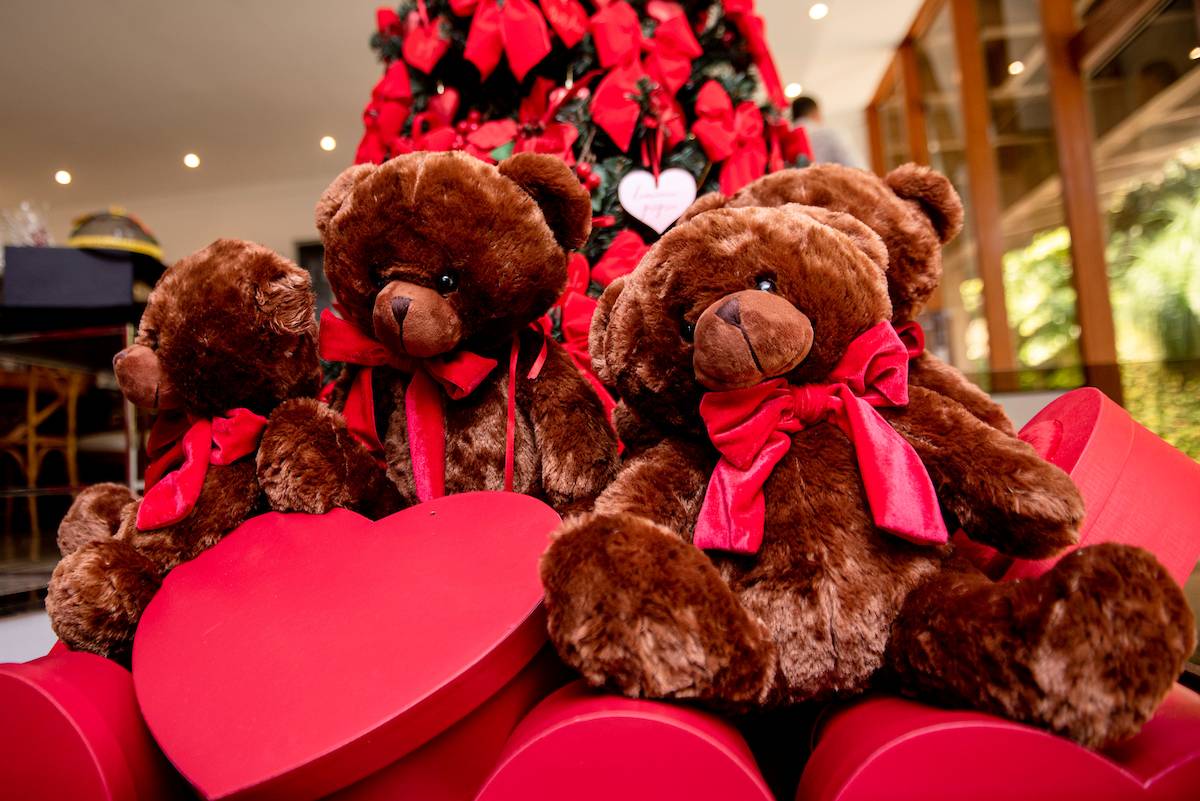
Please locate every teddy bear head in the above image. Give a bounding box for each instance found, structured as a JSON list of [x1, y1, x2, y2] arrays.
[[681, 163, 962, 322], [315, 151, 591, 359], [112, 239, 321, 417], [591, 204, 890, 432]]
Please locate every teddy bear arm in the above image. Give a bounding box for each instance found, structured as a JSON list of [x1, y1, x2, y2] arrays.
[[889, 386, 1083, 559], [592, 439, 713, 538], [525, 342, 619, 511], [886, 546, 1194, 748], [257, 397, 401, 518], [908, 352, 1016, 436], [57, 482, 138, 556]]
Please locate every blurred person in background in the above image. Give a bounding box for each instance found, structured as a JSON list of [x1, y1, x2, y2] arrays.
[[792, 95, 865, 169]]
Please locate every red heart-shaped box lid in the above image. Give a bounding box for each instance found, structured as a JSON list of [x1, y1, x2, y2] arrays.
[[133, 492, 560, 801]]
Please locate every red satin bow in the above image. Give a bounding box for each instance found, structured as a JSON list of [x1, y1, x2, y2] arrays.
[[767, 116, 813, 171], [588, 0, 699, 151], [401, 2, 452, 74], [468, 77, 581, 163], [318, 307, 546, 502], [722, 0, 787, 108], [693, 321, 948, 554], [356, 60, 415, 164], [591, 230, 648, 287], [138, 409, 268, 531], [692, 80, 768, 195], [450, 0, 553, 81]]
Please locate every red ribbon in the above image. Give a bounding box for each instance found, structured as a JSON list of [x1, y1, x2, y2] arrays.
[[450, 0, 553, 81], [355, 60, 415, 164], [591, 230, 648, 287], [402, 6, 451, 74], [138, 409, 268, 531], [541, 0, 590, 47], [767, 115, 813, 171], [588, 0, 699, 151], [691, 80, 768, 195], [318, 307, 546, 501], [723, 0, 787, 109], [468, 77, 582, 163], [693, 322, 948, 554]]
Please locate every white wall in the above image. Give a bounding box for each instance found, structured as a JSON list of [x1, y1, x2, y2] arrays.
[[45, 172, 340, 265]]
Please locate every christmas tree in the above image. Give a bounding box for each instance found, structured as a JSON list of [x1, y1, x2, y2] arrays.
[[355, 0, 810, 398]]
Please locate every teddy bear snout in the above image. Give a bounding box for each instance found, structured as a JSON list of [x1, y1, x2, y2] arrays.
[[372, 280, 464, 359], [113, 344, 179, 410], [693, 289, 814, 391]]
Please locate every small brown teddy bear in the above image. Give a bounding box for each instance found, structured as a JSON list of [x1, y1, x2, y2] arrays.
[[540, 203, 1195, 747], [258, 151, 617, 516], [681, 162, 1015, 435], [47, 239, 329, 662]]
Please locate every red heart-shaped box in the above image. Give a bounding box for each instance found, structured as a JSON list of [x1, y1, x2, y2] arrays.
[[133, 492, 562, 801]]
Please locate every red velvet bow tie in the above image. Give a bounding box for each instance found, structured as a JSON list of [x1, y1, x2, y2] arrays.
[[693, 321, 947, 554], [318, 306, 545, 502], [138, 408, 268, 531]]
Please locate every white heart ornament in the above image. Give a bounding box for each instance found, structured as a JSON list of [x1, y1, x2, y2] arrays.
[[618, 168, 698, 234]]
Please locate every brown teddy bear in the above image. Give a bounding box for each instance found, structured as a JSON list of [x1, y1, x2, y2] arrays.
[[257, 151, 617, 517], [681, 162, 1015, 436], [47, 239, 335, 662], [540, 202, 1195, 747]]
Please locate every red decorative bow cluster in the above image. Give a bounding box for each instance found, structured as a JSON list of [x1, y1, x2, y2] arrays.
[[468, 78, 583, 164], [722, 0, 787, 108], [450, 0, 589, 81], [355, 59, 414, 164], [692, 80, 768, 195], [589, 0, 700, 150]]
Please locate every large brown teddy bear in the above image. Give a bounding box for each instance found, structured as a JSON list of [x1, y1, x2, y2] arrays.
[[681, 162, 1015, 436], [47, 239, 339, 662], [258, 151, 617, 516], [540, 203, 1195, 747]]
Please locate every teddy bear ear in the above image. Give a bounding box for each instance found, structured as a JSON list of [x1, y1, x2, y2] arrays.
[[589, 276, 627, 387], [885, 163, 964, 245], [498, 153, 592, 251], [256, 257, 317, 337], [677, 192, 728, 225], [315, 163, 376, 236], [797, 205, 889, 276]]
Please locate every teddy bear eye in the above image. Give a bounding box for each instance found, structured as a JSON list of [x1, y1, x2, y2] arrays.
[[436, 270, 460, 294], [680, 319, 696, 342], [756, 277, 776, 293]]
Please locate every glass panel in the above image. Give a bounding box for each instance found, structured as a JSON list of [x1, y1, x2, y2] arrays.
[[1086, 0, 1200, 460], [980, 0, 1083, 387], [878, 61, 913, 171], [1085, 0, 1200, 664], [915, 2, 990, 376]]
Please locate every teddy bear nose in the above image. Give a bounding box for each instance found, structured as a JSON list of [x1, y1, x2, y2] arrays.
[[390, 296, 412, 325], [715, 297, 742, 330]]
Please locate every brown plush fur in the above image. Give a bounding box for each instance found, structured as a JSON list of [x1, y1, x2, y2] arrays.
[[678, 163, 1016, 437], [541, 203, 1195, 747], [259, 151, 617, 515], [47, 240, 323, 662]]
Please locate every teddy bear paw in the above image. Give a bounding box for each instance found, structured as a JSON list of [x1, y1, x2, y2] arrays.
[[541, 512, 778, 706], [257, 398, 368, 515]]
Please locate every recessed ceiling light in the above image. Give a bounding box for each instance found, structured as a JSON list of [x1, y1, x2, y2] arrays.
[[320, 136, 337, 152], [1007, 60, 1025, 76], [809, 3, 829, 20], [1190, 47, 1200, 60], [785, 82, 804, 99], [54, 170, 72, 185], [183, 153, 201, 169]]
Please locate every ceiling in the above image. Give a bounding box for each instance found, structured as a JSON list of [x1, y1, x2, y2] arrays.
[[0, 0, 921, 209]]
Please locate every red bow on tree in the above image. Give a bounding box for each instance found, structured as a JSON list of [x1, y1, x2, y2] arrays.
[[392, 88, 463, 155], [450, 0, 553, 81], [723, 0, 787, 108], [693, 322, 948, 555], [691, 80, 768, 195], [589, 0, 700, 151], [468, 78, 582, 164], [767, 115, 813, 171], [138, 409, 269, 531], [400, 0, 452, 74], [591, 230, 648, 287], [355, 60, 414, 164]]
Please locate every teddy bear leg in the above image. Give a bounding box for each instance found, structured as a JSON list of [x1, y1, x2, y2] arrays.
[[45, 537, 163, 664], [886, 545, 1195, 748], [541, 512, 778, 708], [257, 397, 403, 518], [57, 483, 137, 556]]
